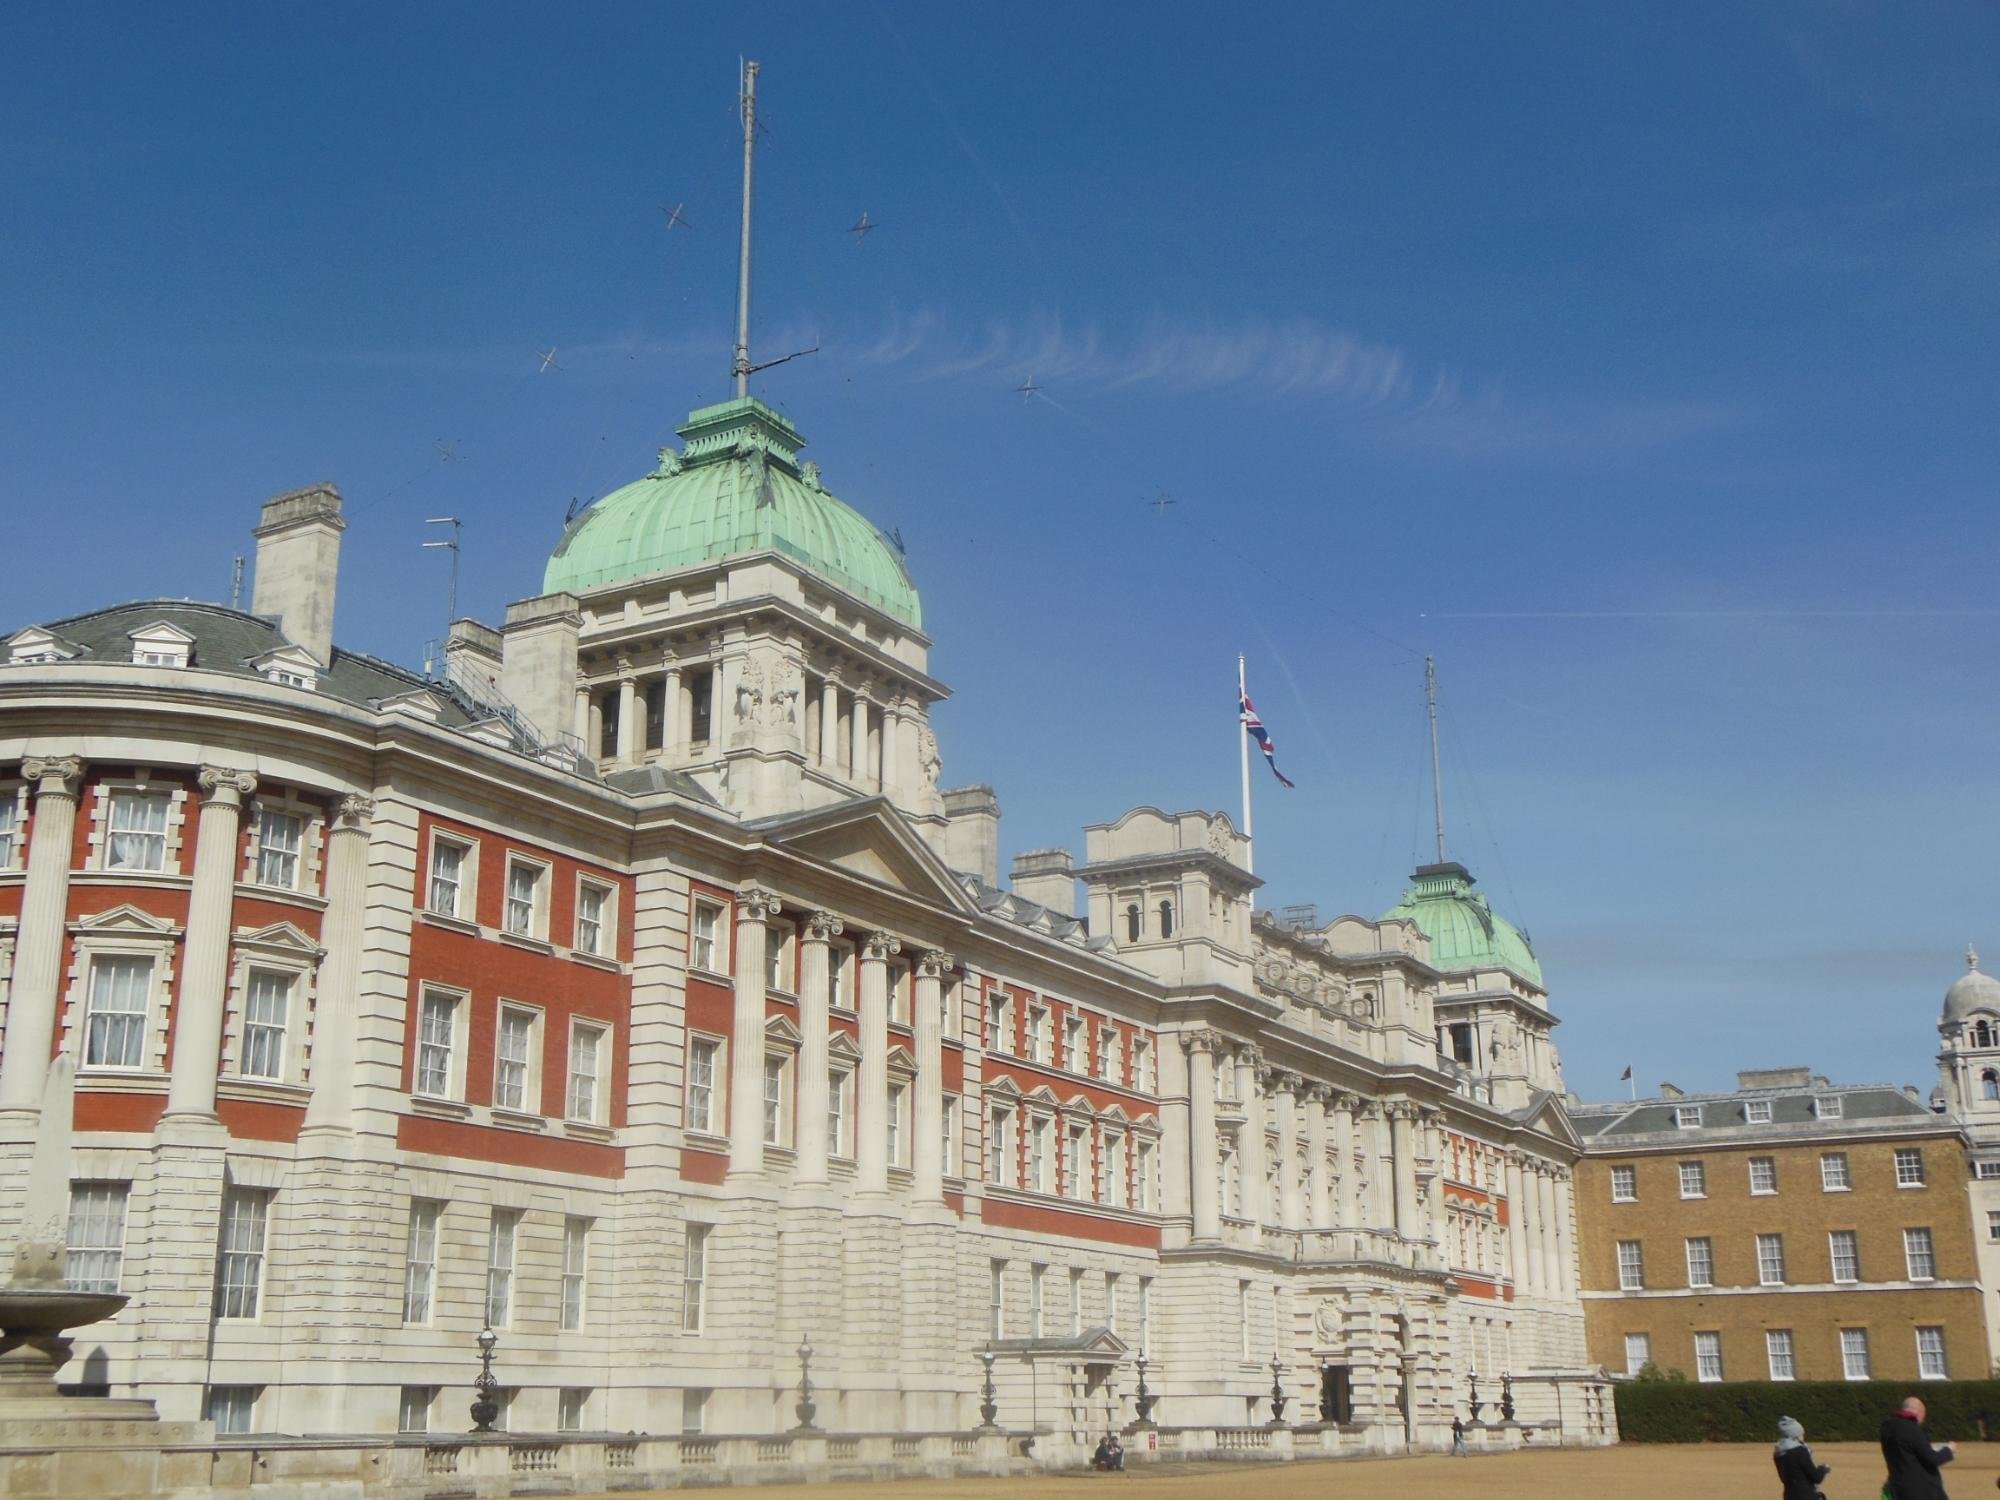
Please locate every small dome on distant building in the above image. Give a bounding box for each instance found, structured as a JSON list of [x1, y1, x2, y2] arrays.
[[543, 398, 921, 628], [1381, 860, 1543, 988], [1943, 945, 2000, 1023]]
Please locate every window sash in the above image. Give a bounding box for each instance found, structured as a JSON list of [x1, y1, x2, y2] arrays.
[[254, 811, 302, 888], [215, 1190, 269, 1319], [240, 971, 290, 1081], [1830, 1230, 1860, 1282], [65, 1182, 128, 1293], [485, 1213, 517, 1327], [561, 1219, 588, 1331], [1894, 1149, 1926, 1186], [763, 1055, 785, 1145], [0, 797, 17, 865], [1756, 1234, 1786, 1285], [1916, 1327, 1947, 1379], [416, 994, 456, 1097], [504, 863, 539, 935], [1616, 1241, 1644, 1289], [1840, 1329, 1871, 1380], [829, 1071, 850, 1158], [567, 1025, 604, 1123], [428, 841, 464, 916], [1749, 1157, 1776, 1193], [1694, 1333, 1723, 1382], [1904, 1228, 1935, 1280], [1624, 1333, 1651, 1376], [403, 1202, 439, 1323], [691, 906, 720, 972], [1611, 1166, 1636, 1201], [107, 792, 169, 871], [1685, 1238, 1713, 1287], [1821, 1153, 1850, 1190], [495, 1011, 534, 1112], [687, 1040, 717, 1133], [1766, 1330, 1795, 1380], [682, 1226, 707, 1332], [84, 956, 152, 1069], [576, 885, 608, 956], [1678, 1162, 1704, 1197]]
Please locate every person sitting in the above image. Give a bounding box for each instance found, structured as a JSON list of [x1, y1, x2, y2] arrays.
[[1092, 1433, 1125, 1471]]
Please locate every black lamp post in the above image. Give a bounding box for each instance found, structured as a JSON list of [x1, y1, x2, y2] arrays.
[[1468, 1366, 1483, 1423], [792, 1339, 818, 1432], [1131, 1353, 1156, 1427], [977, 1348, 1000, 1429], [469, 1325, 500, 1433], [1500, 1370, 1516, 1423], [1267, 1353, 1289, 1427]]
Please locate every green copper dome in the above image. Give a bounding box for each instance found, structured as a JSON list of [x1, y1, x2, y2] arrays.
[[543, 398, 922, 628], [1382, 861, 1544, 987]]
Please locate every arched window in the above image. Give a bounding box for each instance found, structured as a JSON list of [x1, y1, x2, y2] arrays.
[[1983, 1070, 1999, 1103], [1158, 901, 1175, 939], [1125, 904, 1141, 943], [1976, 1020, 1996, 1049]]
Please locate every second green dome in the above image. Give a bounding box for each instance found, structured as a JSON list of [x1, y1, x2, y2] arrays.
[[1382, 860, 1544, 988], [544, 398, 922, 628]]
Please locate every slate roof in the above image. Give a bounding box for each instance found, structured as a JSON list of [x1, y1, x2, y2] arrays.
[[1573, 1081, 1945, 1144]]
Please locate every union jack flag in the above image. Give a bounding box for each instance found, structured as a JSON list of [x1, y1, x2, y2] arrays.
[[1239, 685, 1295, 788]]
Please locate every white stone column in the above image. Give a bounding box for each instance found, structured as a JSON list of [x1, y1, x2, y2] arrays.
[[1183, 1031, 1221, 1241], [727, 888, 780, 1179], [1524, 1160, 1550, 1296], [850, 693, 871, 787], [1553, 1166, 1578, 1301], [1537, 1163, 1562, 1300], [795, 911, 841, 1185], [615, 663, 637, 763], [1503, 1152, 1529, 1294], [855, 932, 900, 1196], [1388, 1102, 1420, 1240], [913, 949, 952, 1204], [572, 689, 589, 750], [301, 796, 372, 1133], [1421, 1107, 1445, 1246], [1236, 1048, 1265, 1232], [1330, 1091, 1358, 1227], [663, 664, 684, 758], [819, 677, 840, 767], [1272, 1071, 1304, 1231], [1305, 1085, 1331, 1227], [0, 756, 83, 1123], [165, 766, 257, 1120]]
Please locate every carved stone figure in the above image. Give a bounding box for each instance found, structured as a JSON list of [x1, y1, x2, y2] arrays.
[[918, 722, 941, 789], [734, 662, 765, 723]]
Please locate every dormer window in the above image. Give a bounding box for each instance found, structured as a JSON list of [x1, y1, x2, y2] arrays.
[[250, 645, 320, 692], [1745, 1101, 1772, 1124], [1674, 1105, 1702, 1129], [127, 621, 194, 669], [7, 628, 80, 665], [1814, 1095, 1843, 1120]]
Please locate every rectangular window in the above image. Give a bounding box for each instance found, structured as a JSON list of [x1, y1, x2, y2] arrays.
[[682, 1224, 709, 1332], [427, 836, 467, 917], [1096, 1025, 1118, 1081], [1988, 1209, 2000, 1243], [1030, 1264, 1045, 1338], [1069, 1267, 1084, 1335], [415, 990, 458, 1099], [763, 1053, 787, 1146], [942, 1093, 959, 1178], [1821, 1152, 1851, 1191], [989, 1259, 1007, 1339], [1610, 1165, 1637, 1202], [681, 1388, 708, 1435], [558, 1388, 588, 1432], [494, 1006, 538, 1113], [206, 1386, 257, 1435], [214, 1188, 270, 1320], [1830, 1230, 1860, 1283], [567, 1021, 607, 1124], [398, 1387, 433, 1434], [1238, 1280, 1251, 1360], [1749, 1156, 1777, 1195], [1694, 1331, 1723, 1383], [1766, 1329, 1796, 1381], [1105, 1271, 1121, 1337], [888, 1082, 909, 1168], [239, 970, 291, 1081], [1904, 1226, 1936, 1281], [1915, 1326, 1947, 1381], [1840, 1328, 1871, 1381], [1623, 1332, 1651, 1377], [987, 992, 1011, 1051], [1978, 1160, 2000, 1180], [83, 955, 152, 1070], [1685, 1237, 1714, 1288], [254, 809, 302, 889], [1030, 1117, 1051, 1193], [485, 1210, 518, 1328], [1028, 1005, 1051, 1065], [1139, 1276, 1153, 1355], [503, 859, 544, 937], [1894, 1148, 1926, 1187], [1616, 1240, 1644, 1291], [1063, 1016, 1085, 1071], [765, 925, 788, 993], [1136, 1139, 1158, 1212], [1104, 1132, 1128, 1209], [828, 946, 849, 1011], [987, 1104, 1013, 1185], [1815, 1094, 1843, 1119], [828, 1069, 851, 1159], [576, 881, 611, 957], [686, 1037, 719, 1135], [403, 1200, 440, 1324], [691, 901, 723, 973], [1064, 1123, 1088, 1200], [0, 794, 17, 867], [106, 790, 169, 871], [1757, 1233, 1787, 1286], [1132, 1036, 1155, 1092], [1678, 1161, 1705, 1198], [65, 1182, 128, 1293], [1674, 1105, 1702, 1129], [561, 1217, 589, 1331], [1745, 1099, 1772, 1124]]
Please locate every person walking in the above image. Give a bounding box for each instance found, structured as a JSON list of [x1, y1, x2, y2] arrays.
[[1881, 1396, 1957, 1500], [1773, 1416, 1830, 1500]]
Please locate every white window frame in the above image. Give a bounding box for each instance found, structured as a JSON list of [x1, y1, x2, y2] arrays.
[[1616, 1239, 1644, 1291], [765, 923, 791, 995], [1610, 1165, 1637, 1202], [1748, 1156, 1777, 1195], [1030, 1264, 1046, 1339], [685, 1035, 722, 1137], [566, 1019, 610, 1125], [426, 832, 474, 920], [1745, 1099, 1772, 1124], [1915, 1325, 1947, 1381], [414, 986, 468, 1101], [827, 944, 852, 1013], [942, 1092, 959, 1180], [987, 990, 1013, 1052], [1903, 1226, 1936, 1282], [214, 1187, 271, 1320], [987, 1102, 1015, 1186], [1829, 1229, 1860, 1284], [989, 1259, 1007, 1339], [492, 1003, 544, 1116], [829, 1066, 853, 1160], [1068, 1266, 1084, 1336], [104, 788, 173, 873], [1685, 1236, 1714, 1289], [1765, 1329, 1796, 1381], [1678, 1160, 1705, 1199], [1894, 1147, 1926, 1188], [0, 781, 24, 871], [574, 878, 615, 959], [1103, 1130, 1128, 1209], [398, 1386, 434, 1434], [236, 968, 296, 1084], [1027, 1004, 1052, 1065], [80, 953, 158, 1073], [557, 1388, 589, 1432], [682, 1223, 710, 1333], [1136, 1137, 1158, 1212], [1839, 1327, 1870, 1381], [1096, 1023, 1119, 1082], [403, 1199, 441, 1324], [1693, 1331, 1723, 1383], [1029, 1114, 1052, 1193], [206, 1385, 258, 1435], [485, 1209, 519, 1328], [1064, 1120, 1090, 1200], [1756, 1232, 1786, 1286], [691, 900, 725, 975], [1105, 1270, 1121, 1337], [501, 855, 549, 941], [1132, 1036, 1155, 1092], [561, 1216, 590, 1331], [1063, 1015, 1085, 1073], [763, 1051, 789, 1148], [1139, 1275, 1153, 1356], [1821, 1152, 1850, 1192], [250, 807, 305, 891], [887, 1079, 910, 1169], [1623, 1332, 1651, 1377], [1814, 1094, 1843, 1119], [1674, 1105, 1702, 1129], [65, 1181, 129, 1293]]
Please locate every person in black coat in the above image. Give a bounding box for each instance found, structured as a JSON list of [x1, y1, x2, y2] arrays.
[[1881, 1396, 1957, 1500], [1774, 1415, 1830, 1500]]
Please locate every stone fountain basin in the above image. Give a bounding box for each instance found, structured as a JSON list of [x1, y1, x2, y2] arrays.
[[0, 1287, 127, 1334]]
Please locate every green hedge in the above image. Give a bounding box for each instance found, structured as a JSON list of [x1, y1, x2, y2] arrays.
[[1615, 1379, 2000, 1443]]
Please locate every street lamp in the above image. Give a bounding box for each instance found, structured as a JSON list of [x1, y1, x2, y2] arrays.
[[1468, 1366, 1483, 1423], [792, 1339, 819, 1433], [1500, 1370, 1516, 1423], [1131, 1353, 1156, 1428], [469, 1326, 500, 1434], [977, 1347, 1000, 1429], [1267, 1352, 1289, 1427]]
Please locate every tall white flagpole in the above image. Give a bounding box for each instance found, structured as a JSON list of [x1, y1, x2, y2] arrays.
[[1238, 654, 1253, 874]]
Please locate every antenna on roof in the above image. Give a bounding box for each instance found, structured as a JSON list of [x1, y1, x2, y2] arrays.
[[422, 517, 462, 674], [1425, 655, 1447, 864], [732, 59, 760, 398], [230, 555, 245, 611]]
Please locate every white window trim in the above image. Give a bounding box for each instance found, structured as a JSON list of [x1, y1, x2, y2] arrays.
[[1839, 1328, 1871, 1381], [424, 830, 478, 923], [485, 1209, 520, 1329], [63, 912, 183, 1075], [682, 1222, 711, 1334], [690, 900, 727, 977], [762, 1034, 796, 1150], [240, 795, 325, 896], [1678, 1162, 1706, 1199], [214, 1186, 272, 1321], [566, 1018, 612, 1126], [224, 960, 311, 1089], [1820, 1152, 1851, 1192], [1693, 1331, 1723, 1383], [1894, 1148, 1927, 1189], [1765, 1329, 1796, 1382], [1748, 1157, 1777, 1196], [91, 779, 189, 876], [560, 1216, 590, 1332], [1903, 1226, 1936, 1282], [402, 1198, 442, 1325], [64, 1180, 130, 1293], [1915, 1326, 1948, 1381], [1829, 1229, 1860, 1284], [1610, 1166, 1637, 1203], [684, 1033, 725, 1140], [828, 1062, 855, 1161], [500, 854, 551, 943], [492, 1001, 545, 1118], [412, 984, 472, 1103], [0, 781, 28, 874], [573, 876, 617, 962]]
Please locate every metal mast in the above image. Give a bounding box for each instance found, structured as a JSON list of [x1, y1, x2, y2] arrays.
[[731, 59, 760, 397], [1425, 654, 1447, 864]]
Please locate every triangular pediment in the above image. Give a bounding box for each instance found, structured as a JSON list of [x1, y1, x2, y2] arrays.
[[69, 904, 183, 938], [828, 1031, 862, 1063], [752, 799, 980, 915], [1518, 1089, 1585, 1152], [765, 1014, 803, 1046]]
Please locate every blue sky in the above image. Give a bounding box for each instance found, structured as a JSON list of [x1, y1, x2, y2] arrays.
[[6, 3, 1997, 1099]]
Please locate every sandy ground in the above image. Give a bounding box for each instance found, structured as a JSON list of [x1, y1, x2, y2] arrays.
[[573, 1440, 2000, 1500]]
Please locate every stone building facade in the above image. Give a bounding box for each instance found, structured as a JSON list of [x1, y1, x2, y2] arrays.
[[0, 394, 1606, 1457], [1934, 949, 2000, 1365], [1572, 1068, 1986, 1384]]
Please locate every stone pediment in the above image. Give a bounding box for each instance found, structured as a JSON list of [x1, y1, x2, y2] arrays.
[[232, 920, 324, 958], [68, 904, 183, 938], [992, 1325, 1131, 1362], [1517, 1090, 1584, 1152], [753, 799, 979, 915]]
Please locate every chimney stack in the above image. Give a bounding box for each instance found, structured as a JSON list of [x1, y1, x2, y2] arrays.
[[936, 786, 1001, 886], [251, 484, 345, 664], [1010, 848, 1075, 918], [500, 593, 582, 750]]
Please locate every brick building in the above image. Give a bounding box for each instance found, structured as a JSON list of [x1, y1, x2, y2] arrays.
[[1572, 1067, 1985, 1384]]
